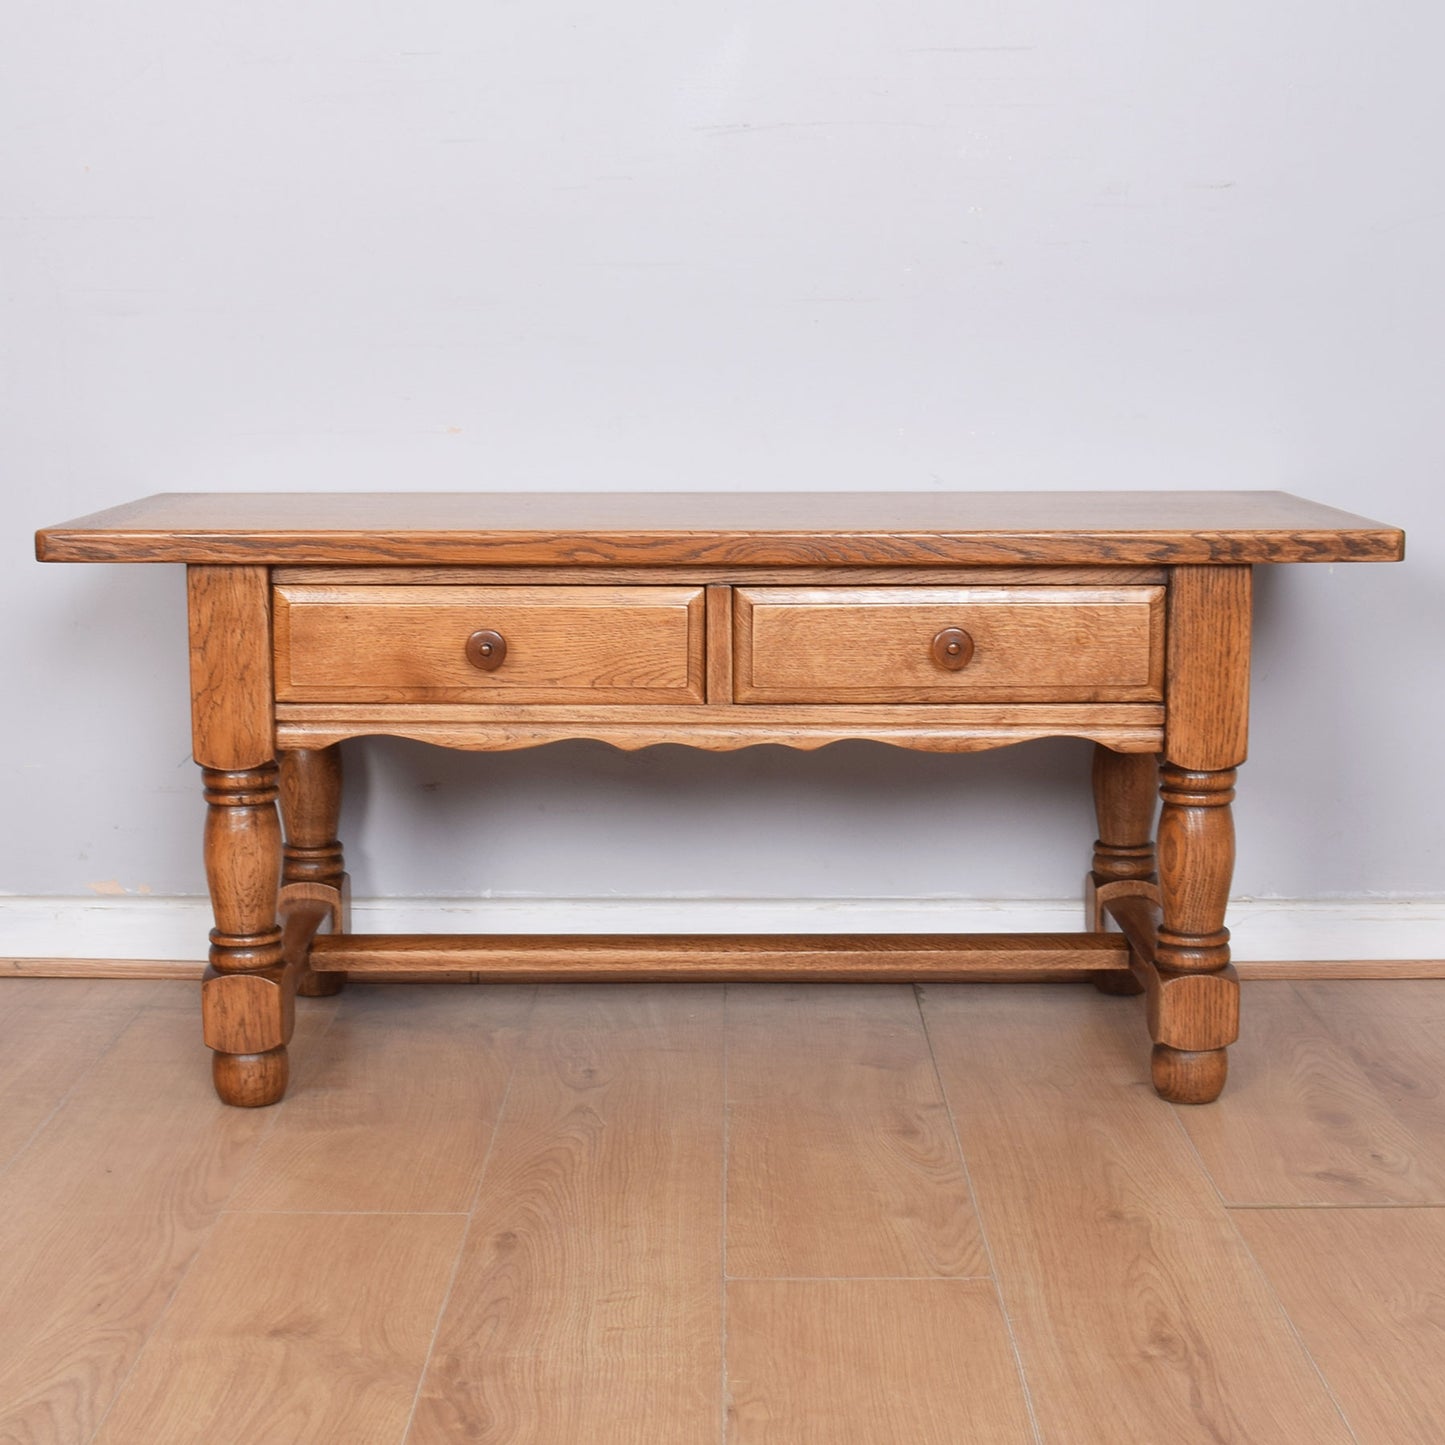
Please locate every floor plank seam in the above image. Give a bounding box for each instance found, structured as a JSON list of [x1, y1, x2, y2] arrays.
[[220, 1208, 475, 1217], [397, 983, 540, 1445], [9, 978, 1438, 1440], [1164, 1066, 1365, 1445], [723, 1274, 999, 1283], [83, 1026, 299, 1445], [1227, 1201, 1445, 1211], [0, 997, 149, 1188], [1228, 1217, 1365, 1445], [913, 985, 1046, 1445]]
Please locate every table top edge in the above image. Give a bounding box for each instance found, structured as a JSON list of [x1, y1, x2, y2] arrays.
[[35, 490, 1406, 567]]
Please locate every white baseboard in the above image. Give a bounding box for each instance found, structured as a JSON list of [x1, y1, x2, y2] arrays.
[[3, 894, 1443, 966]]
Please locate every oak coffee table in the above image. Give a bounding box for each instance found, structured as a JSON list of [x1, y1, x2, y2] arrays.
[[36, 492, 1404, 1108]]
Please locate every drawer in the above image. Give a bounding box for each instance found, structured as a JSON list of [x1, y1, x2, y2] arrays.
[[274, 585, 706, 703], [733, 586, 1164, 703]]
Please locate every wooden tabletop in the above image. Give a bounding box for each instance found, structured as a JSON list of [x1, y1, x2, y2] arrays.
[[35, 491, 1404, 567]]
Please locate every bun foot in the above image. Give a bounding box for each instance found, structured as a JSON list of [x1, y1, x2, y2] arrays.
[[1093, 970, 1146, 996], [213, 1046, 289, 1107], [1151, 1043, 1227, 1104]]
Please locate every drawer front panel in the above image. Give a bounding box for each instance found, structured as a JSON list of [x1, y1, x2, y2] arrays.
[[275, 585, 706, 703], [734, 586, 1164, 703]]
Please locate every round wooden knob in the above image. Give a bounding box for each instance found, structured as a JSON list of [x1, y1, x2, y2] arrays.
[[465, 629, 507, 671], [931, 627, 974, 671]]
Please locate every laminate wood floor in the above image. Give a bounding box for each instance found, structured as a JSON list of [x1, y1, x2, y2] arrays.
[[2, 975, 1444, 1443]]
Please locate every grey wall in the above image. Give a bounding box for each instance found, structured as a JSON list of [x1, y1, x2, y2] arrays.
[[5, 1, 1441, 907]]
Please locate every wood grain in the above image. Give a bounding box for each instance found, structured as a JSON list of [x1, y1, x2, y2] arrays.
[[276, 700, 1164, 754], [1234, 959, 1445, 979], [308, 932, 1132, 980], [921, 984, 1354, 1444], [1151, 760, 1241, 1098], [93, 1212, 466, 1445], [407, 985, 725, 1444], [228, 983, 534, 1213], [1176, 982, 1445, 1205], [726, 1279, 1035, 1444], [200, 766, 284, 975], [1235, 1208, 1445, 1445], [3, 960, 210, 978], [726, 985, 988, 1280], [281, 884, 349, 997], [275, 583, 706, 704], [0, 980, 145, 1172], [1088, 745, 1156, 994], [0, 1002, 281, 1445], [201, 765, 289, 1104], [736, 585, 1164, 703], [5, 975, 1445, 1438], [1163, 564, 1251, 772], [273, 564, 1172, 587], [1089, 745, 1158, 892], [1153, 767, 1238, 982], [190, 569, 286, 1099], [279, 744, 348, 996], [279, 745, 345, 889], [706, 582, 733, 703], [37, 490, 1406, 566], [13, 955, 1445, 981], [1290, 980, 1445, 1181], [187, 564, 274, 771]]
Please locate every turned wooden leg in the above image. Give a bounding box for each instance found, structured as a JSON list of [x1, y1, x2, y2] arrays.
[[1087, 746, 1157, 995], [1150, 764, 1240, 1104], [201, 764, 292, 1106], [280, 745, 349, 997]]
